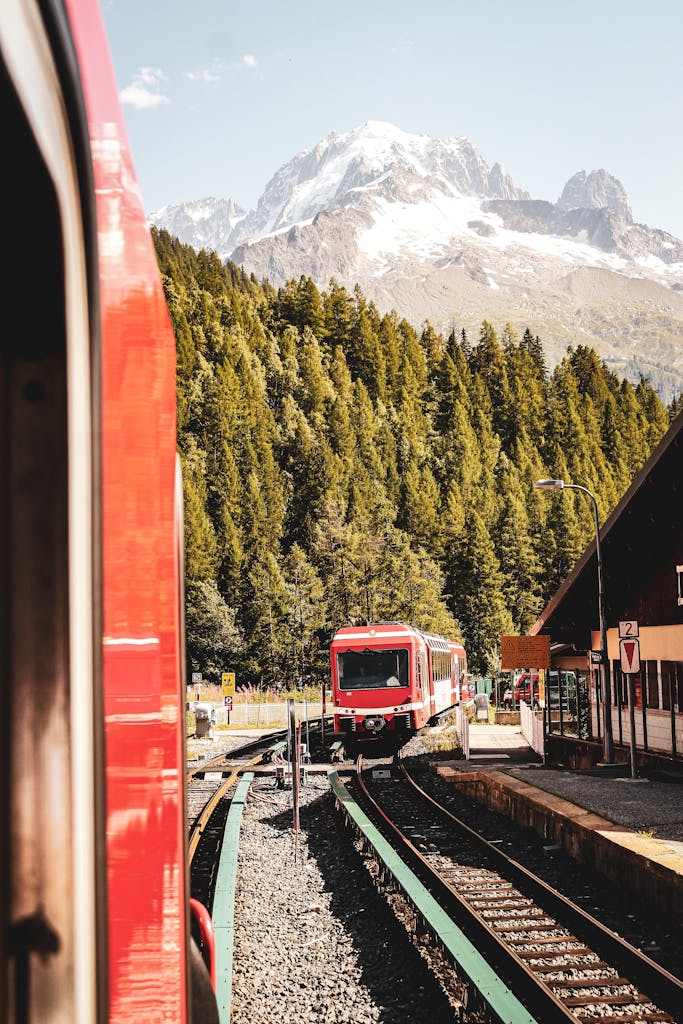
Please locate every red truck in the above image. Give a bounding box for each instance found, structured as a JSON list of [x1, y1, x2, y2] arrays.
[[503, 672, 540, 708]]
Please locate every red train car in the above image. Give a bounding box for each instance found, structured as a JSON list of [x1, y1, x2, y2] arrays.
[[330, 622, 467, 746], [1, 2, 217, 1022]]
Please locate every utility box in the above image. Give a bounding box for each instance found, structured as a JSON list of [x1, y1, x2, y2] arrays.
[[194, 702, 216, 739], [474, 692, 489, 721]]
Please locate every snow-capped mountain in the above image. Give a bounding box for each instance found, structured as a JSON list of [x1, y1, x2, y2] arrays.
[[149, 121, 683, 401], [150, 196, 246, 255]]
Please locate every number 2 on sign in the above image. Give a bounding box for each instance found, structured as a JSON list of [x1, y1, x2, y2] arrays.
[[618, 620, 639, 638]]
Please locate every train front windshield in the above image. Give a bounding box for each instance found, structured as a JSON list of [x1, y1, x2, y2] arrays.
[[337, 649, 409, 690]]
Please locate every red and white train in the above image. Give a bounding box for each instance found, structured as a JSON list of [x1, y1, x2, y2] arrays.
[[330, 622, 468, 746], [2, 1, 218, 1022]]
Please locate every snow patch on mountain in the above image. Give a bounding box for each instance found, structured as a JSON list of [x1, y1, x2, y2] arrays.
[[355, 191, 646, 277]]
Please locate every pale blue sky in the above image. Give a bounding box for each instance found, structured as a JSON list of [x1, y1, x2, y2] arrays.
[[102, 0, 683, 236]]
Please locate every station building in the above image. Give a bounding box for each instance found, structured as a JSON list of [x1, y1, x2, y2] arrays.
[[530, 407, 683, 770]]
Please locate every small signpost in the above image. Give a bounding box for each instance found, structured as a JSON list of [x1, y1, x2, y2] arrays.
[[222, 672, 235, 718], [618, 621, 640, 778]]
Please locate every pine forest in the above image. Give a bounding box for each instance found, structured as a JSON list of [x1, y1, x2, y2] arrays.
[[153, 229, 681, 684]]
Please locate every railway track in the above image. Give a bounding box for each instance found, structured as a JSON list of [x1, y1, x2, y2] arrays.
[[187, 732, 289, 906], [343, 753, 683, 1024], [187, 719, 331, 907]]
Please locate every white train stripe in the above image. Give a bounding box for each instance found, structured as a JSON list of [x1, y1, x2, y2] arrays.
[[332, 631, 415, 640], [333, 701, 424, 715]]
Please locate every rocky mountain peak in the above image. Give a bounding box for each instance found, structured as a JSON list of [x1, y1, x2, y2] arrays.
[[228, 122, 528, 249], [558, 169, 632, 222], [147, 196, 246, 252]]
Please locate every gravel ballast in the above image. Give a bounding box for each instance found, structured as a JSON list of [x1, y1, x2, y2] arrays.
[[190, 727, 683, 1020], [230, 773, 461, 1024]]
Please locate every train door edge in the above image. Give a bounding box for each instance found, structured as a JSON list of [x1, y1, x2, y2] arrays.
[[1, 1, 107, 1021]]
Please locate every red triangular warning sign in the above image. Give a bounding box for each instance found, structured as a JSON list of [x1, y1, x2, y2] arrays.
[[620, 637, 640, 674]]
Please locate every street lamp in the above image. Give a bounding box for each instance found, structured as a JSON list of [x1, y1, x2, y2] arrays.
[[534, 479, 614, 763]]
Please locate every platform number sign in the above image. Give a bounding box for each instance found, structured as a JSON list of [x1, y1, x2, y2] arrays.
[[618, 620, 639, 638], [618, 621, 640, 675]]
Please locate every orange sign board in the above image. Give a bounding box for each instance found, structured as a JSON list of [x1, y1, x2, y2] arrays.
[[500, 634, 551, 670]]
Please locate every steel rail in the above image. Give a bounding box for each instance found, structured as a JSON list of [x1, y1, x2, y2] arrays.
[[350, 758, 579, 1024], [187, 733, 293, 860], [188, 756, 261, 863], [186, 728, 290, 781], [186, 715, 332, 781], [398, 753, 683, 1018], [329, 767, 541, 1024]]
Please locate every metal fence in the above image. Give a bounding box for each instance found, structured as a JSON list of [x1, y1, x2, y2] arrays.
[[456, 704, 470, 760], [220, 701, 324, 727], [520, 700, 545, 757]]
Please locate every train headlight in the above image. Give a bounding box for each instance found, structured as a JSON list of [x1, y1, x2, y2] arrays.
[[363, 715, 386, 733]]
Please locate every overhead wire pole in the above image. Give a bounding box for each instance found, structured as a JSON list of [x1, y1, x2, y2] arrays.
[[534, 479, 614, 764]]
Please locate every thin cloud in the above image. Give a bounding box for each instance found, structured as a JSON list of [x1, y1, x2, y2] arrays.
[[239, 54, 258, 69], [119, 67, 169, 110], [185, 60, 223, 83]]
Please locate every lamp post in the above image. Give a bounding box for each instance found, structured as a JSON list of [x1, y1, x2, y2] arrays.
[[534, 479, 614, 764]]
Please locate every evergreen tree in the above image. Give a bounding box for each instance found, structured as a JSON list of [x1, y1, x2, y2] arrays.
[[283, 544, 328, 687], [185, 581, 243, 682], [669, 391, 683, 421], [445, 510, 513, 675], [153, 234, 673, 684], [181, 440, 218, 582], [495, 463, 543, 632]]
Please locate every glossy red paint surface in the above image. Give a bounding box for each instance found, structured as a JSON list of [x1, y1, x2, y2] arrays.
[[65, 2, 187, 1021]]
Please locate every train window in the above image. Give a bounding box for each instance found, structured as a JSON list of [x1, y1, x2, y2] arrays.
[[337, 649, 409, 689]]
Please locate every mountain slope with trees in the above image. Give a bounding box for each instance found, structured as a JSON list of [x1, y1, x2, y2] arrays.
[[153, 229, 676, 680]]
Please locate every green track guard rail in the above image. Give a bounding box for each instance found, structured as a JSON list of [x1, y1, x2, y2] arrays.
[[328, 770, 540, 1024], [329, 740, 345, 762], [265, 739, 287, 761], [213, 771, 253, 1023]]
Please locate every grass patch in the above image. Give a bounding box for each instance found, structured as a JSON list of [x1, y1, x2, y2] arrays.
[[421, 726, 463, 760]]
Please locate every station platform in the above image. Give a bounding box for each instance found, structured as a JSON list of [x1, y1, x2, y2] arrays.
[[436, 723, 683, 921]]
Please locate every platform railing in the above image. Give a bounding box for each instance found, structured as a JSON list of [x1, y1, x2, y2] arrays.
[[519, 700, 544, 758], [456, 704, 470, 760]]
